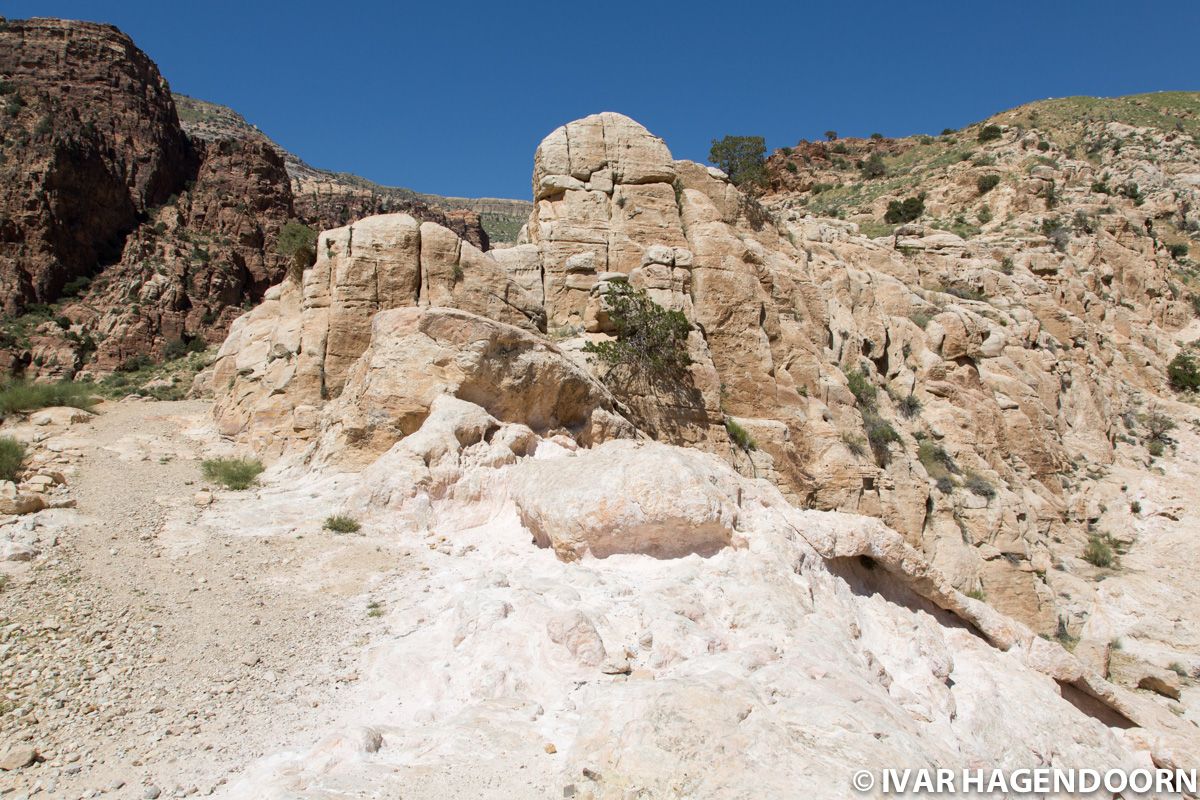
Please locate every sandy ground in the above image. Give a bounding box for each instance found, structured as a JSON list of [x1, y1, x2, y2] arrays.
[[0, 400, 392, 799]]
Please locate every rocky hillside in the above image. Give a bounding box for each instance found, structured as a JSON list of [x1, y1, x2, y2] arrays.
[[175, 95, 532, 246], [195, 111, 1200, 794], [0, 17, 524, 379]]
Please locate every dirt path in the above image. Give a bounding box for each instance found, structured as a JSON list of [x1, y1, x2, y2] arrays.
[[0, 399, 384, 799]]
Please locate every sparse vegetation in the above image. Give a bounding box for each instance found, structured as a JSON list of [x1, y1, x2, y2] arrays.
[[976, 174, 1000, 194], [861, 153, 887, 179], [1083, 534, 1116, 568], [1166, 352, 1200, 391], [896, 393, 922, 419], [324, 515, 362, 534], [841, 432, 866, 458], [1129, 500, 1141, 514], [862, 410, 901, 466], [278, 220, 318, 276], [977, 124, 1003, 143], [0, 380, 96, 417], [582, 282, 692, 383], [724, 417, 756, 451], [0, 436, 26, 482], [884, 195, 925, 224], [963, 471, 996, 499], [201, 457, 264, 490], [845, 368, 877, 408], [918, 440, 958, 484]]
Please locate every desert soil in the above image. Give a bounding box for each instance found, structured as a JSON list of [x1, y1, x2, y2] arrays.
[[0, 399, 389, 799]]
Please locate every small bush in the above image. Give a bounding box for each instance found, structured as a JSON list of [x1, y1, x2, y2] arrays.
[[977, 125, 1002, 143], [841, 433, 866, 458], [935, 476, 954, 494], [1148, 439, 1165, 458], [963, 472, 996, 499], [583, 282, 692, 384], [1129, 500, 1141, 514], [918, 440, 958, 482], [977, 205, 993, 224], [324, 515, 361, 534], [201, 457, 264, 490], [117, 354, 154, 373], [724, 417, 756, 451], [1167, 352, 1200, 391], [863, 410, 901, 466], [709, 135, 767, 188], [896, 393, 922, 419], [0, 437, 26, 482], [61, 275, 92, 297], [844, 368, 877, 408], [1167, 242, 1189, 261], [0, 380, 96, 417], [1083, 535, 1115, 568], [861, 153, 887, 179], [278, 220, 318, 276], [884, 195, 925, 224], [976, 174, 1000, 194]]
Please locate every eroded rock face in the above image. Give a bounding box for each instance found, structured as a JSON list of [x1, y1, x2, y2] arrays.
[[214, 394, 1198, 798], [0, 18, 195, 311], [211, 111, 1198, 650]]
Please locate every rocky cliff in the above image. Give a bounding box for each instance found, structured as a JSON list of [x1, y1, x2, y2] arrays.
[[208, 103, 1200, 690], [0, 17, 524, 378], [205, 111, 1200, 794]]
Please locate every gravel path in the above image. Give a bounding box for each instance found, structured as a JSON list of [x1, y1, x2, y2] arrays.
[[0, 400, 375, 799]]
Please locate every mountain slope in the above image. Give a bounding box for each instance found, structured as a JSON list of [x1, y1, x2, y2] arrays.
[[175, 95, 531, 245]]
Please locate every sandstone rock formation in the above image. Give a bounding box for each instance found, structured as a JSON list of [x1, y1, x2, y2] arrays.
[[210, 389, 1198, 798], [209, 108, 1200, 656]]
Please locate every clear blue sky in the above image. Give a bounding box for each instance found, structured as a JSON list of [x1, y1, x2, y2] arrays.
[[8, 1, 1199, 200]]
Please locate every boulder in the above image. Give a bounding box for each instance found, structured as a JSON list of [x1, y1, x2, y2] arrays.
[[509, 440, 741, 560]]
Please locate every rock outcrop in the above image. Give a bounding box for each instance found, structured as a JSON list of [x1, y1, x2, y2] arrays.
[[0, 17, 195, 311], [0, 18, 513, 377], [210, 109, 1200, 654]]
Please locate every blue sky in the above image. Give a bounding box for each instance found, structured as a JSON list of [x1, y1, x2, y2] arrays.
[[8, 1, 1199, 199]]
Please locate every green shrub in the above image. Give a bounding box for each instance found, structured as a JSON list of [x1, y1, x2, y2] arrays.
[[896, 393, 922, 419], [1167, 352, 1200, 391], [117, 354, 154, 373], [861, 153, 887, 178], [1167, 242, 1189, 260], [201, 457, 264, 490], [841, 433, 866, 457], [582, 282, 692, 383], [1148, 439, 1165, 457], [863, 410, 901, 466], [61, 275, 92, 297], [977, 205, 993, 224], [0, 437, 26, 482], [976, 174, 1000, 194], [724, 417, 756, 451], [0, 380, 96, 417], [1129, 500, 1141, 514], [1083, 535, 1115, 568], [935, 476, 954, 494], [278, 220, 318, 276], [918, 440, 958, 482], [844, 368, 877, 408], [1001, 256, 1015, 275], [784, 162, 798, 173], [709, 135, 766, 188], [324, 515, 361, 534], [964, 472, 996, 499], [824, 130, 838, 141], [977, 124, 1002, 143], [884, 195, 925, 224], [163, 337, 206, 361]]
